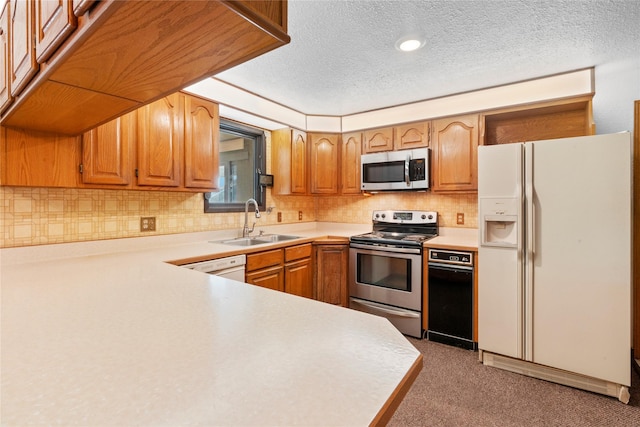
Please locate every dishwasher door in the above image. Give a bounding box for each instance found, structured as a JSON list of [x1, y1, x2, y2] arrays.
[[183, 254, 246, 281]]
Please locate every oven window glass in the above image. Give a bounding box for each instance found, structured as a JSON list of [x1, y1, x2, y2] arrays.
[[362, 160, 405, 183], [357, 253, 411, 291]]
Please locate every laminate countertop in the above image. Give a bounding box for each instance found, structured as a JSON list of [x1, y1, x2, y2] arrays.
[[1, 222, 427, 426]]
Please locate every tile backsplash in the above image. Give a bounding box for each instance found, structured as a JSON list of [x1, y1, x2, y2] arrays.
[[1, 186, 476, 248]]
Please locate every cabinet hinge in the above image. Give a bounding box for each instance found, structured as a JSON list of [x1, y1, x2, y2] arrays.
[[135, 168, 138, 177], [79, 164, 83, 174]]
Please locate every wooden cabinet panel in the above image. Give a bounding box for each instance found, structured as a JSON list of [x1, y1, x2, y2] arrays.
[[284, 243, 312, 263], [2, 126, 80, 187], [136, 94, 182, 187], [395, 121, 431, 150], [315, 243, 348, 307], [340, 131, 361, 194], [35, 0, 77, 63], [285, 258, 313, 298], [0, 3, 11, 114], [10, 0, 38, 96], [246, 265, 284, 292], [363, 127, 393, 153], [72, 0, 94, 16], [2, 1, 289, 135], [310, 133, 339, 194], [184, 94, 219, 189], [81, 112, 135, 185], [483, 99, 594, 145], [431, 114, 479, 192], [272, 128, 307, 195], [247, 248, 283, 272]]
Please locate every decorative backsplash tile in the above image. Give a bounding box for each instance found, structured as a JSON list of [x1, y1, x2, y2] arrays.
[[1, 186, 477, 248]]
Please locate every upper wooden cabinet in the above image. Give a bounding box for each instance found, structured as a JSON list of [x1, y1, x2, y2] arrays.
[[395, 121, 431, 150], [1, 126, 81, 188], [431, 114, 479, 193], [0, 0, 289, 135], [137, 94, 183, 187], [363, 127, 394, 153], [80, 111, 135, 186], [0, 3, 11, 114], [272, 128, 308, 195], [483, 96, 595, 145], [184, 95, 219, 189], [340, 131, 362, 194], [35, 0, 77, 63], [10, 0, 38, 97], [310, 133, 339, 194]]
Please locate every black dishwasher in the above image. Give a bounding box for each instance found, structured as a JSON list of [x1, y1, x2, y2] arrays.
[[427, 249, 476, 350]]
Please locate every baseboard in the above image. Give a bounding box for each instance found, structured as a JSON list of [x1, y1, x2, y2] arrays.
[[481, 351, 630, 404]]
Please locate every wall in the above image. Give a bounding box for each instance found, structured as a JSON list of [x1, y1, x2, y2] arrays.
[[0, 186, 475, 248], [593, 59, 640, 134], [0, 186, 316, 248]]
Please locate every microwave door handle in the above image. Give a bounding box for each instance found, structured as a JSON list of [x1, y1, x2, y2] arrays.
[[405, 157, 410, 186]]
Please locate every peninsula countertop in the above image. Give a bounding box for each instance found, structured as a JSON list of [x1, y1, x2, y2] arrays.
[[1, 222, 425, 426]]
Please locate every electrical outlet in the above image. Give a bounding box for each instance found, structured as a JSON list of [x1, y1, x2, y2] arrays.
[[140, 216, 156, 232], [277, 212, 282, 222], [298, 211, 303, 220], [456, 213, 465, 225]]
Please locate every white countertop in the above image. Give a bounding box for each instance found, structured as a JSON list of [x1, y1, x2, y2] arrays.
[[1, 222, 424, 426]]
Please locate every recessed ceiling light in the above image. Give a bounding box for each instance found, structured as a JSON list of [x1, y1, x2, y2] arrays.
[[395, 37, 425, 52]]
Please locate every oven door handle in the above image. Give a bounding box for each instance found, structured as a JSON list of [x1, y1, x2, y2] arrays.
[[349, 242, 422, 254], [350, 298, 421, 319]]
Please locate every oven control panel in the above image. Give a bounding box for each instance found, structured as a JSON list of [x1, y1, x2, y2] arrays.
[[428, 249, 473, 266], [372, 210, 437, 224]]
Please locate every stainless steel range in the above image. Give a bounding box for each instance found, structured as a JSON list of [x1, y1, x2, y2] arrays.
[[349, 210, 438, 338]]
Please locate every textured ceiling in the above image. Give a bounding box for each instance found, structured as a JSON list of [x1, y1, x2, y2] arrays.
[[215, 0, 640, 117]]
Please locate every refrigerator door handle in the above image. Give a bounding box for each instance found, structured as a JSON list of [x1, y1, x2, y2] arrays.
[[524, 143, 534, 362]]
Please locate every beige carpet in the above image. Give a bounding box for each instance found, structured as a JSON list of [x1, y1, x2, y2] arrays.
[[389, 338, 640, 426]]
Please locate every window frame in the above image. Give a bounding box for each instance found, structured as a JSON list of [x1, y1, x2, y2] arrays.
[[203, 119, 267, 213]]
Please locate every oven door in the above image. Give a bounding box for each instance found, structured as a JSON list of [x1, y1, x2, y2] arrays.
[[349, 243, 422, 311]]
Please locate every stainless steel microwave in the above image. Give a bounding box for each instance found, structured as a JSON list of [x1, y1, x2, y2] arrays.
[[361, 148, 430, 191]]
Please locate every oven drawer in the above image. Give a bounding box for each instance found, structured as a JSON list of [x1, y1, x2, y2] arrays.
[[350, 297, 422, 339]]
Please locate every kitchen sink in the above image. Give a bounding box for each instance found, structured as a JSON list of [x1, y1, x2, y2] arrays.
[[256, 234, 300, 243], [213, 234, 301, 246]]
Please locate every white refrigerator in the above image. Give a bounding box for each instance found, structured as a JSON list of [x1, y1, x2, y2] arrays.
[[477, 133, 632, 403]]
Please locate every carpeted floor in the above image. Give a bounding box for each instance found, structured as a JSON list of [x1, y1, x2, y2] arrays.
[[389, 338, 640, 426]]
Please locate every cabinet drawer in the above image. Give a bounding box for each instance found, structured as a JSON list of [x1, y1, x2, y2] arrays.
[[285, 243, 312, 262], [246, 249, 283, 271]]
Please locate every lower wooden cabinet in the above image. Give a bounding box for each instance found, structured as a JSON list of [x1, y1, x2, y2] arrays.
[[246, 265, 284, 291], [314, 239, 349, 307], [245, 243, 313, 298]]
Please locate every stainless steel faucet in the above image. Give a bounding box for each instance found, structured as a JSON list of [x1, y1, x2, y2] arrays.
[[243, 198, 261, 237]]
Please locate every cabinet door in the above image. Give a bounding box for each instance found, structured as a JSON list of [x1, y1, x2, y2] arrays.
[[272, 128, 307, 195], [81, 112, 135, 185], [340, 131, 361, 194], [136, 93, 183, 187], [290, 128, 307, 194], [395, 121, 431, 150], [10, 0, 39, 96], [285, 258, 313, 298], [0, 2, 11, 114], [35, 0, 77, 63], [363, 127, 393, 153], [184, 94, 219, 189], [316, 244, 348, 306], [2, 126, 80, 187], [310, 133, 339, 194], [432, 114, 479, 192], [246, 265, 284, 292]]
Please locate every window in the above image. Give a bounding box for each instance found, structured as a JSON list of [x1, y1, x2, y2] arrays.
[[204, 119, 266, 213]]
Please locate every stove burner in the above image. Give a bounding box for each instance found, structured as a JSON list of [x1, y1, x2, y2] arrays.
[[350, 210, 439, 247]]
